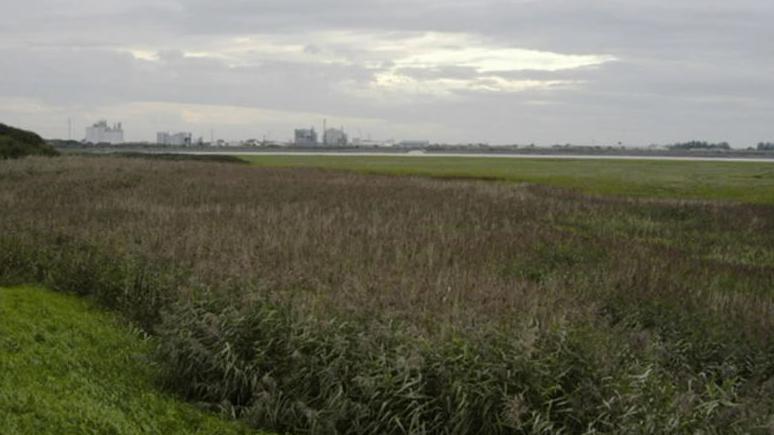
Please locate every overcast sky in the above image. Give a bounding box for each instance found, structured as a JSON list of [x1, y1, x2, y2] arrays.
[[1, 0, 772, 146]]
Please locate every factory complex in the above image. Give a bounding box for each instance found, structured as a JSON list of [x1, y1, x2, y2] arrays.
[[81, 119, 429, 148]]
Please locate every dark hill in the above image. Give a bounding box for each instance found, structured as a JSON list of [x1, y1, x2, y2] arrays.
[[0, 123, 59, 159]]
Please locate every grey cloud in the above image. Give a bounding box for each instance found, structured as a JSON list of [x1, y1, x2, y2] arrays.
[[0, 0, 773, 145], [303, 44, 321, 55], [393, 66, 480, 80]]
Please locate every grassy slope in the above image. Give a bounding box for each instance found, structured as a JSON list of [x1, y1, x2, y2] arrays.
[[0, 286, 257, 435], [244, 155, 774, 204], [0, 123, 58, 159]]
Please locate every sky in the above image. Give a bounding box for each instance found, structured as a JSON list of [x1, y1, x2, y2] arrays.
[[1, 0, 772, 146]]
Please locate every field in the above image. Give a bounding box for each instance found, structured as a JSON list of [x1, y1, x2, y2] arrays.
[[244, 155, 774, 204], [1, 155, 773, 433], [0, 286, 255, 434]]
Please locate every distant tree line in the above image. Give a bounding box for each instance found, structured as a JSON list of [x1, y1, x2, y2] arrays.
[[667, 141, 731, 151], [757, 142, 774, 151]]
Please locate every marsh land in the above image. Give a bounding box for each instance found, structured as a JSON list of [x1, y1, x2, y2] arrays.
[[1, 155, 772, 433]]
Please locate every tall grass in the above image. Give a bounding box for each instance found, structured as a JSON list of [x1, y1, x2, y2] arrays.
[[1, 156, 772, 433]]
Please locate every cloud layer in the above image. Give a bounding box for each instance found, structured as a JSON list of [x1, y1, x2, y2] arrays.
[[1, 0, 773, 145]]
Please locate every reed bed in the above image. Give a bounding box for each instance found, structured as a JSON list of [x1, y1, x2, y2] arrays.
[[1, 156, 772, 433]]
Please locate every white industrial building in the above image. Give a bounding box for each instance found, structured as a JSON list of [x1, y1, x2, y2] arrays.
[[351, 138, 387, 147], [324, 128, 348, 146], [85, 120, 124, 144], [294, 128, 318, 146], [157, 131, 193, 146]]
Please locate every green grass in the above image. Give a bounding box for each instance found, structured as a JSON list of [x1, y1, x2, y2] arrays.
[[0, 286, 258, 435], [244, 155, 774, 204], [0, 122, 58, 159]]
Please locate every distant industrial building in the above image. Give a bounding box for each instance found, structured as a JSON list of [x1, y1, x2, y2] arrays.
[[157, 131, 193, 146], [85, 120, 124, 144], [294, 128, 318, 146], [397, 140, 430, 149], [351, 137, 387, 147], [295, 121, 351, 146], [323, 128, 348, 146]]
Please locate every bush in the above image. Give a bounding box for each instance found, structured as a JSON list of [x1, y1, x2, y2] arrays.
[[0, 123, 58, 159]]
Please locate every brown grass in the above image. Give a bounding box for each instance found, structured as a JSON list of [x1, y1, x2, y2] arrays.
[[1, 156, 772, 433]]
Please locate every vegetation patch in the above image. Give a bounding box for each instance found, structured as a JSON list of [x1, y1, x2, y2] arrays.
[[1, 156, 772, 433], [0, 123, 58, 159], [244, 155, 774, 204], [0, 286, 257, 434], [110, 152, 248, 164]]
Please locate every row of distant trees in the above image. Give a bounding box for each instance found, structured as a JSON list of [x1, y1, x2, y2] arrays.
[[667, 141, 731, 150], [664, 141, 774, 151]]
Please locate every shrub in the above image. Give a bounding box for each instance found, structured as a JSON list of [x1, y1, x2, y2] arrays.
[[0, 123, 58, 159]]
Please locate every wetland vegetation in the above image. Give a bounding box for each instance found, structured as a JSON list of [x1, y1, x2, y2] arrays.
[[1, 155, 772, 433]]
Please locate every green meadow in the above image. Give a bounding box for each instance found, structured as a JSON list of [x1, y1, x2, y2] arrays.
[[0, 286, 258, 435], [244, 155, 774, 204]]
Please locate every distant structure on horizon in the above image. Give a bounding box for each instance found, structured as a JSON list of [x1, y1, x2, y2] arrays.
[[294, 127, 318, 146], [85, 120, 124, 144], [157, 131, 193, 146], [323, 127, 348, 146], [351, 137, 390, 147], [397, 140, 430, 149]]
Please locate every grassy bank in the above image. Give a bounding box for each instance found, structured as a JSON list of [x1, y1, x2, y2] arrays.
[[0, 123, 58, 159], [244, 155, 774, 204], [0, 286, 257, 434], [1, 156, 773, 433]]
